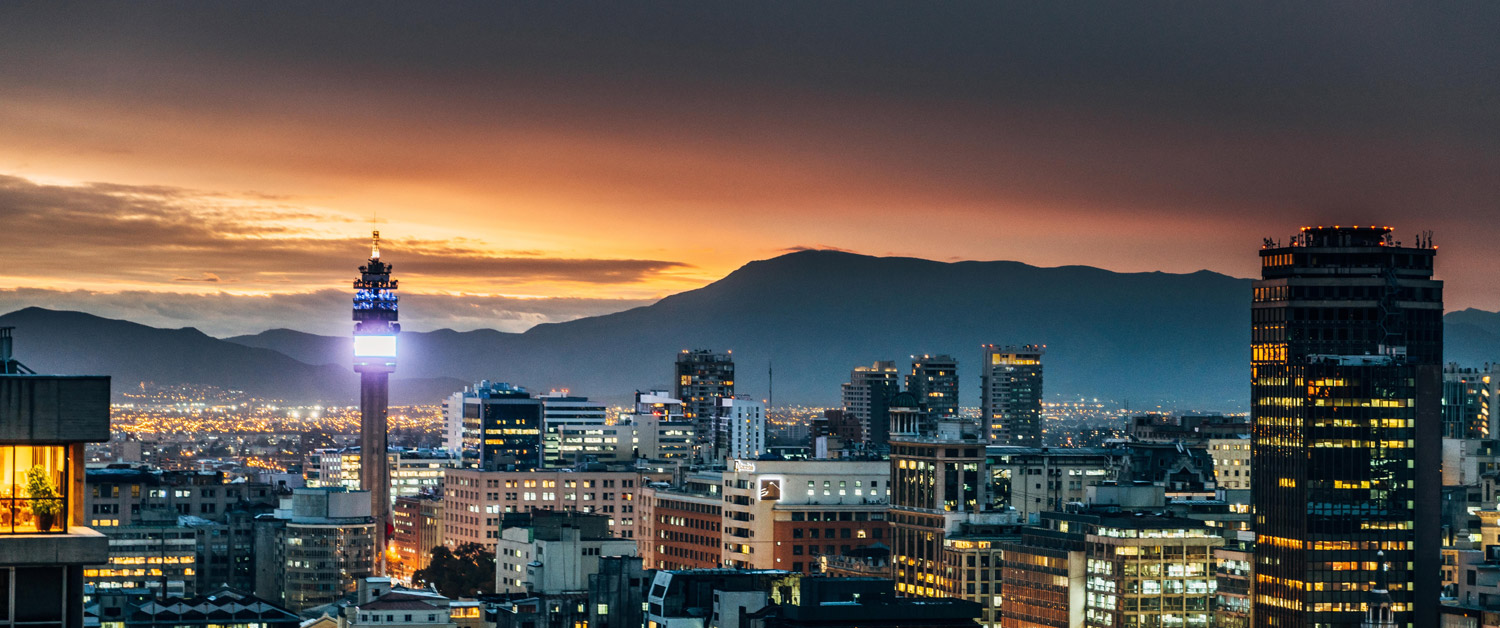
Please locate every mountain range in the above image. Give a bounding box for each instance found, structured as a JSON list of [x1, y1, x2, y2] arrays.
[[4, 250, 1498, 409]]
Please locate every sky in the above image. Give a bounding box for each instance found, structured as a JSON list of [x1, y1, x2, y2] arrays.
[[1, 3, 1497, 336]]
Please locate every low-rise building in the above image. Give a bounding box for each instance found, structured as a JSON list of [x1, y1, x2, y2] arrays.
[[638, 472, 724, 570], [722, 459, 890, 574], [114, 587, 301, 628], [494, 511, 636, 594], [442, 467, 640, 549]]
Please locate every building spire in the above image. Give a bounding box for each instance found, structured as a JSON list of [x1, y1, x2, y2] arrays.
[[371, 230, 381, 259]]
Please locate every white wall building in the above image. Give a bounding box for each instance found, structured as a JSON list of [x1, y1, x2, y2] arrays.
[[716, 397, 766, 462], [494, 513, 636, 594]]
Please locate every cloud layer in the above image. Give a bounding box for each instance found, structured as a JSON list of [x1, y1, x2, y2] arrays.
[[0, 3, 1497, 317], [0, 175, 689, 292]]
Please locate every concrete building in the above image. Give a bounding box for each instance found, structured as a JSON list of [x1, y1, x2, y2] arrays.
[[341, 578, 456, 628], [254, 487, 376, 611], [841, 362, 901, 451], [539, 392, 609, 465], [494, 511, 636, 594], [981, 345, 1044, 445], [304, 448, 459, 503], [908, 354, 960, 420], [722, 459, 891, 574], [985, 446, 1121, 521], [638, 471, 724, 570], [998, 491, 1223, 628], [87, 510, 200, 597], [0, 347, 112, 627], [1207, 435, 1252, 490], [1215, 529, 1255, 628], [391, 495, 444, 586], [85, 466, 279, 526], [441, 467, 640, 549], [551, 412, 696, 465], [716, 397, 768, 463]]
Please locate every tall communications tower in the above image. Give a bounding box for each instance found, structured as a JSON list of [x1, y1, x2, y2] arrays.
[[353, 230, 399, 574]]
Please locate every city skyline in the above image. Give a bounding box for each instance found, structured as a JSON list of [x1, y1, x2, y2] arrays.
[[2, 3, 1500, 337]]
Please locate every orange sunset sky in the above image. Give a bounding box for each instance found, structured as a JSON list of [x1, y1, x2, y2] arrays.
[[1, 3, 1497, 336]]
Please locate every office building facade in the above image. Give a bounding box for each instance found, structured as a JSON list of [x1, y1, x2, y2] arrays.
[[1251, 226, 1442, 627], [456, 382, 544, 471]]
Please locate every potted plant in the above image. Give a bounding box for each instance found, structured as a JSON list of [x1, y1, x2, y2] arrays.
[[25, 466, 60, 532]]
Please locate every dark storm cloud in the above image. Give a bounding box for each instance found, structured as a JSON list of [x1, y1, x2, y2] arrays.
[[0, 288, 655, 337], [0, 3, 1497, 305], [0, 175, 688, 286]]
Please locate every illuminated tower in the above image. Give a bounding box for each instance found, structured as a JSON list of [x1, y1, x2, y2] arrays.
[[353, 230, 399, 574], [1251, 226, 1441, 627]]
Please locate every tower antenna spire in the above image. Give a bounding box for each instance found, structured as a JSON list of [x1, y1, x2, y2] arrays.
[[371, 229, 381, 259]]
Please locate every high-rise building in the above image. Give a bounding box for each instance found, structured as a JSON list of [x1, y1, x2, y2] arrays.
[[391, 494, 443, 586], [455, 381, 544, 471], [714, 396, 767, 462], [842, 361, 901, 449], [908, 354, 960, 418], [442, 391, 465, 453], [980, 345, 1044, 445], [1251, 225, 1442, 627], [1443, 364, 1500, 440], [675, 350, 734, 460], [352, 231, 399, 573], [0, 330, 111, 626]]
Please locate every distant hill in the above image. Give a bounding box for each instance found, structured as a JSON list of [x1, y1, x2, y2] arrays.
[[0, 307, 462, 404], [8, 251, 1500, 409], [233, 250, 1259, 408]]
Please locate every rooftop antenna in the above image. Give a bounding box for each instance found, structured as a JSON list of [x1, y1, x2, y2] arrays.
[[370, 211, 381, 259], [768, 360, 774, 411]]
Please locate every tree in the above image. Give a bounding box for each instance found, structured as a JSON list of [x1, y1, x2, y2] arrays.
[[412, 543, 495, 597]]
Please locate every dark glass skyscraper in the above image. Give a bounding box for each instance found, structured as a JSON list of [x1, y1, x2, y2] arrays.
[[1251, 226, 1441, 627], [981, 344, 1044, 445], [675, 349, 734, 460], [459, 381, 544, 471], [907, 354, 959, 418], [352, 230, 398, 573]]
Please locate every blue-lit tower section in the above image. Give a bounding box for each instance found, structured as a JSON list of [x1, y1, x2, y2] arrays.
[[353, 230, 398, 574]]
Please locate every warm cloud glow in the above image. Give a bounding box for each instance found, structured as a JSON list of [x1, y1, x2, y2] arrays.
[[0, 3, 1497, 334]]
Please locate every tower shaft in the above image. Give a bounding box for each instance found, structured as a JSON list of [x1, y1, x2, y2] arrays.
[[360, 370, 390, 569]]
